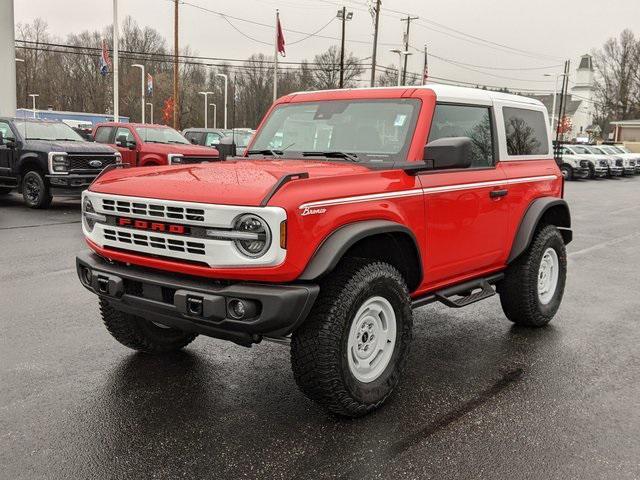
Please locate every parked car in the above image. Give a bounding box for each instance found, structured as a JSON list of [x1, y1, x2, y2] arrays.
[[182, 128, 231, 147], [560, 144, 608, 178], [0, 117, 120, 208], [600, 145, 639, 175], [558, 145, 593, 180], [92, 123, 219, 166], [585, 145, 624, 176], [77, 85, 571, 417]]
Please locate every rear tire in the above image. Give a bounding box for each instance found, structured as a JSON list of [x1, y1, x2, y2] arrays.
[[100, 299, 198, 353], [290, 259, 413, 417], [22, 170, 52, 209], [498, 225, 567, 327]]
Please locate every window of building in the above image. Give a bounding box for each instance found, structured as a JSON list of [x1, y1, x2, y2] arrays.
[[428, 104, 495, 168]]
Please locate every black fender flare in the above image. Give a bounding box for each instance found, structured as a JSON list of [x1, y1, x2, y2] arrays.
[[299, 219, 423, 285], [508, 197, 572, 263]]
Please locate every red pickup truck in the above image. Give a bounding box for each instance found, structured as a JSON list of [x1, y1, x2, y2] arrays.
[[92, 123, 219, 166], [77, 85, 571, 417]]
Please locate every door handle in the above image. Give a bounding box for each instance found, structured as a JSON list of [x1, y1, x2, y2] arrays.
[[489, 189, 508, 198]]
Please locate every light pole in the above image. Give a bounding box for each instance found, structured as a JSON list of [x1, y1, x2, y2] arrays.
[[209, 103, 217, 129], [28, 93, 39, 118], [215, 73, 228, 129], [15, 58, 25, 109], [545, 72, 567, 130], [336, 7, 353, 88], [131, 64, 145, 123], [146, 102, 154, 124], [390, 49, 412, 86], [198, 91, 214, 128]]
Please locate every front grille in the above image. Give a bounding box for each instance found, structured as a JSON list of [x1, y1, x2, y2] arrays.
[[629, 160, 636, 166], [616, 159, 623, 166], [102, 199, 205, 222], [68, 154, 118, 172], [181, 156, 217, 164], [103, 228, 206, 255], [599, 160, 608, 167], [580, 160, 589, 168]]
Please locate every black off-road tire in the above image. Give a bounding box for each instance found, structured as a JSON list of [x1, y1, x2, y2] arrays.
[[100, 299, 197, 353], [560, 164, 573, 181], [290, 259, 413, 417], [498, 225, 567, 327], [22, 169, 52, 209]]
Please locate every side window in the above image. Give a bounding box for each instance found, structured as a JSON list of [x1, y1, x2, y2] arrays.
[[428, 104, 494, 168], [94, 126, 113, 144], [562, 148, 573, 155], [115, 127, 134, 142], [205, 132, 221, 146], [0, 121, 15, 142], [503, 107, 549, 156]]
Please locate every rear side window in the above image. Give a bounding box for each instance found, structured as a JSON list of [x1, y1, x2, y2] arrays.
[[428, 104, 494, 168], [115, 127, 134, 142], [94, 126, 113, 143], [204, 132, 221, 146], [503, 107, 549, 156]]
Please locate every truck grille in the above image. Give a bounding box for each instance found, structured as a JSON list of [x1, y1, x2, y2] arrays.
[[599, 160, 608, 167], [102, 198, 205, 222], [103, 228, 206, 255], [68, 154, 118, 172], [616, 159, 623, 166], [579, 160, 589, 168]]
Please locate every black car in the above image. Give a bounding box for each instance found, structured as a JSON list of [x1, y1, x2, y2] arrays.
[[0, 118, 120, 208]]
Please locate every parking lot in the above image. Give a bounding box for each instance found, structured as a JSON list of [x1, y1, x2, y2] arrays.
[[1, 176, 639, 479]]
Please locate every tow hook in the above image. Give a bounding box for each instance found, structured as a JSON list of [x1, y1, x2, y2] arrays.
[[186, 295, 204, 316], [97, 276, 110, 294]]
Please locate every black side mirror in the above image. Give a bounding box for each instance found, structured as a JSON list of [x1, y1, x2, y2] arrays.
[[423, 137, 473, 170], [116, 134, 135, 149], [217, 135, 237, 161]]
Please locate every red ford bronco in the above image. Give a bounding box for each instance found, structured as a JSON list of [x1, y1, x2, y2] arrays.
[[92, 123, 219, 166], [77, 85, 571, 417]]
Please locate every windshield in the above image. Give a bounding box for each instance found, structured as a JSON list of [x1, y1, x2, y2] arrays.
[[586, 146, 605, 155], [15, 120, 85, 142], [617, 146, 631, 154], [249, 99, 420, 163], [568, 145, 590, 154], [135, 126, 189, 145], [608, 146, 624, 154]]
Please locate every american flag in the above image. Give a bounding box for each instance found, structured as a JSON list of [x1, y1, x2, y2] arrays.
[[99, 40, 111, 76]]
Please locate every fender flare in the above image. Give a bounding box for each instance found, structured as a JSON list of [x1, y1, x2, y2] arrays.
[[508, 197, 572, 263], [299, 219, 423, 284]]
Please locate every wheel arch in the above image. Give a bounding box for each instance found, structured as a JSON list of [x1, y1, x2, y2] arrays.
[[508, 197, 572, 263], [298, 220, 423, 292]]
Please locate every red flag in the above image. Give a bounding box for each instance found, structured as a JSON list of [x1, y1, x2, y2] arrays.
[[277, 15, 286, 57]]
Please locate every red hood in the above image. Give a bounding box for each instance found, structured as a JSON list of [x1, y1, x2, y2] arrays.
[[141, 142, 218, 156], [90, 159, 369, 206]]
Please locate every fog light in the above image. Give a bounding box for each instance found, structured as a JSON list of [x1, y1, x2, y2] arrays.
[[227, 298, 259, 320]]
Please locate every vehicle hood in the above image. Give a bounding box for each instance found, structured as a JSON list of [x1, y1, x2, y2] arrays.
[[142, 142, 218, 156], [25, 140, 117, 154], [90, 158, 370, 206]]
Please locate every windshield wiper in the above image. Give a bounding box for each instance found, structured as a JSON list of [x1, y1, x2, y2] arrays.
[[302, 151, 359, 162], [55, 138, 78, 141], [247, 149, 283, 158], [167, 140, 188, 144]]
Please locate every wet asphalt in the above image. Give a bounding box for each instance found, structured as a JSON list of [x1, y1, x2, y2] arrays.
[[1, 177, 639, 480]]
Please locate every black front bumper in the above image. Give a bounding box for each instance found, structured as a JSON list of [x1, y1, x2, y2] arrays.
[[76, 251, 319, 347], [46, 174, 97, 196]]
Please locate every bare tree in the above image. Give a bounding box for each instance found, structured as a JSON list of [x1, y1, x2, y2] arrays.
[[311, 46, 364, 90]]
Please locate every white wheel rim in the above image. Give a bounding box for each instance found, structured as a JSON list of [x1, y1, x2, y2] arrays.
[[347, 296, 397, 383], [538, 247, 559, 305]]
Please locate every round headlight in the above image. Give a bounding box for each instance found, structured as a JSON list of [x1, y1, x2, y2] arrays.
[[233, 214, 271, 258], [83, 198, 95, 213]]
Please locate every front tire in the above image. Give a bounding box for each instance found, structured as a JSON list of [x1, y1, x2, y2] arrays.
[[498, 225, 567, 327], [100, 299, 198, 353], [290, 259, 413, 417], [22, 170, 52, 209], [560, 164, 573, 181]]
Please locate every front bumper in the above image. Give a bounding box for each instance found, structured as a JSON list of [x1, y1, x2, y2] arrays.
[[76, 251, 319, 346], [46, 174, 97, 196], [623, 166, 636, 175], [574, 167, 590, 178], [593, 167, 608, 177], [609, 166, 624, 177]]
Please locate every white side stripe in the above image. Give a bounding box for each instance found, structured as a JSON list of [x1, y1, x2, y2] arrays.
[[299, 175, 558, 210]]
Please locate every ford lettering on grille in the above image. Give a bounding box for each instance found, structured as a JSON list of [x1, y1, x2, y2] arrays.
[[116, 217, 190, 235]]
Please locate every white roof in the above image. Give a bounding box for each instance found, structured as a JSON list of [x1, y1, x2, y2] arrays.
[[290, 83, 544, 107]]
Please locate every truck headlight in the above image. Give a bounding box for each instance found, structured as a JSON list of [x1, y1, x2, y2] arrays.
[[82, 197, 106, 232], [168, 154, 184, 165], [232, 214, 271, 258], [48, 152, 69, 174]]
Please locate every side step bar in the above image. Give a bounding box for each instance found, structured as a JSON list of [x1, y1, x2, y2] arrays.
[[411, 273, 504, 310]]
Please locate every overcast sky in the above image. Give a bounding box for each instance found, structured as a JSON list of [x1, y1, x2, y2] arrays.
[[14, 0, 640, 92]]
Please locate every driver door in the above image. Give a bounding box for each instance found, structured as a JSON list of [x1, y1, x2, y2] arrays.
[[113, 126, 138, 166], [0, 121, 17, 182], [419, 103, 508, 287]]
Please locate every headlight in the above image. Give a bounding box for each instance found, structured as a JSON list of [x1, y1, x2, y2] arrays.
[[48, 152, 68, 174], [233, 214, 271, 258], [82, 197, 106, 232], [168, 154, 184, 165]]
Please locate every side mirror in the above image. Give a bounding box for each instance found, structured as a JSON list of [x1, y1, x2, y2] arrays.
[[423, 137, 473, 170], [217, 135, 237, 161], [0, 131, 4, 145], [190, 137, 198, 145], [116, 134, 136, 150]]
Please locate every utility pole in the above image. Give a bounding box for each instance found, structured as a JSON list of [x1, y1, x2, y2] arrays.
[[173, 0, 179, 130], [422, 43, 428, 85], [400, 15, 418, 85], [555, 60, 570, 145], [112, 0, 119, 121], [369, 0, 381, 87], [337, 7, 353, 89]]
